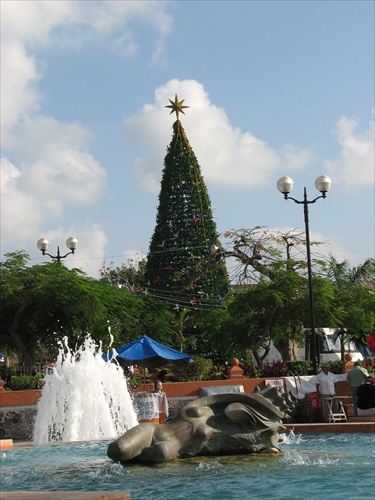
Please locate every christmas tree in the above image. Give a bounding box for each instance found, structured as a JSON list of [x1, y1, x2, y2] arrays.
[[144, 95, 229, 308]]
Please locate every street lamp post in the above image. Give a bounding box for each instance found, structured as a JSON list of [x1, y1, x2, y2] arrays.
[[37, 237, 78, 262], [277, 175, 332, 375]]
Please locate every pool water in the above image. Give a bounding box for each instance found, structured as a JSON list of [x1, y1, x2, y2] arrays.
[[1, 433, 374, 499]]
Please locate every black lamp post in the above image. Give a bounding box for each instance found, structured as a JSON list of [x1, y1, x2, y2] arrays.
[[37, 237, 78, 263], [277, 175, 332, 375]]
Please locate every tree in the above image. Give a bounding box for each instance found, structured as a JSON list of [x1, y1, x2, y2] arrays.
[[0, 251, 175, 374], [203, 261, 310, 368], [204, 228, 375, 366], [99, 257, 197, 352], [99, 258, 147, 293], [202, 228, 340, 367], [172, 307, 192, 352], [324, 256, 375, 353], [144, 96, 229, 308], [210, 227, 326, 286]]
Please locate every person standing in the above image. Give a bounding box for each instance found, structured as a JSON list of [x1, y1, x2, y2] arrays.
[[346, 360, 368, 417], [151, 380, 169, 423], [315, 364, 339, 422]]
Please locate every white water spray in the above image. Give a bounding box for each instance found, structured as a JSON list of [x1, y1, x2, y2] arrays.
[[33, 336, 138, 444]]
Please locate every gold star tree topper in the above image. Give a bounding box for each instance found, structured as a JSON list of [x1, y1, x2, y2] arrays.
[[165, 94, 189, 120]]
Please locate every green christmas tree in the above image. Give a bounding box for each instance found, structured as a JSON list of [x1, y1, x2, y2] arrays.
[[144, 95, 229, 308]]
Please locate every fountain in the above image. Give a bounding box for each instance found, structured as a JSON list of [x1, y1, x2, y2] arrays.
[[33, 336, 138, 444], [1, 337, 373, 498], [1, 433, 374, 498]]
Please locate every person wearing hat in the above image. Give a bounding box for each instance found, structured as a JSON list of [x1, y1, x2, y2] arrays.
[[346, 360, 368, 417], [315, 363, 340, 422]]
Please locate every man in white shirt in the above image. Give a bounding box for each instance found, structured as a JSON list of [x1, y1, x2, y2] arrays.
[[315, 364, 339, 422]]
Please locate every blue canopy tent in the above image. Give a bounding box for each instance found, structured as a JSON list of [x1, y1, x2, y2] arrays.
[[104, 335, 193, 369]]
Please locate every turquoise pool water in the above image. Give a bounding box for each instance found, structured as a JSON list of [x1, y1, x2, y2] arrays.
[[1, 433, 374, 499]]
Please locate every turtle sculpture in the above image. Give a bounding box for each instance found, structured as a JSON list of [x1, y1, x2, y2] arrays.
[[107, 386, 297, 464]]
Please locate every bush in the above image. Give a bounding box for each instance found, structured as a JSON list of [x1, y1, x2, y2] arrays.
[[209, 369, 226, 380], [173, 356, 214, 381], [125, 374, 143, 390], [286, 360, 313, 376], [242, 363, 263, 378], [363, 357, 375, 373], [0, 365, 16, 380], [263, 361, 288, 377], [327, 360, 345, 374], [10, 375, 41, 391]]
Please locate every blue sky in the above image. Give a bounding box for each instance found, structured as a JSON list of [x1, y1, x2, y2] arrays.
[[1, 0, 374, 278]]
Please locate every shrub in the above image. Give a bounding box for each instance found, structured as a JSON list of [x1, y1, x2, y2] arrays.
[[10, 375, 40, 391], [327, 360, 345, 374], [263, 361, 288, 377], [286, 360, 313, 376], [209, 369, 226, 380], [125, 374, 143, 390], [362, 357, 375, 373], [173, 356, 214, 381], [0, 365, 16, 380], [242, 363, 263, 378]]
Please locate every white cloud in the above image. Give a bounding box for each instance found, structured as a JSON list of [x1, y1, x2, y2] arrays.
[[1, 1, 173, 138], [1, 0, 172, 276], [0, 157, 45, 247], [1, 39, 42, 144], [1, 1, 172, 49], [324, 114, 375, 190], [3, 115, 106, 204], [124, 79, 313, 192], [0, 116, 106, 262]]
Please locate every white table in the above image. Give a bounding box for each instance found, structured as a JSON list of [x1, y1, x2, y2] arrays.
[[325, 396, 350, 423]]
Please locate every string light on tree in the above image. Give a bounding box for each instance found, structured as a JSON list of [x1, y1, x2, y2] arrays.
[[144, 96, 229, 307]]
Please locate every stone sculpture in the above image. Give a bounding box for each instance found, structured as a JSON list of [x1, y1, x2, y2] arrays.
[[107, 386, 297, 464]]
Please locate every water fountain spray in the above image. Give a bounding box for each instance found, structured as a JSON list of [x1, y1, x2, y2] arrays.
[[33, 336, 138, 444]]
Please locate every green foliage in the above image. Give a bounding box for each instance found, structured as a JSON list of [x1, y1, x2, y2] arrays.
[[324, 256, 375, 341], [326, 360, 345, 374], [10, 375, 40, 391], [125, 374, 143, 391], [99, 258, 147, 293], [286, 360, 313, 376], [262, 361, 289, 377], [203, 261, 314, 367], [362, 357, 375, 373], [200, 235, 375, 370], [144, 120, 229, 308], [0, 250, 177, 374], [209, 369, 226, 380], [243, 360, 311, 377], [3, 242, 373, 379], [242, 360, 311, 377], [173, 356, 214, 381], [0, 365, 16, 379], [242, 363, 264, 379]]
